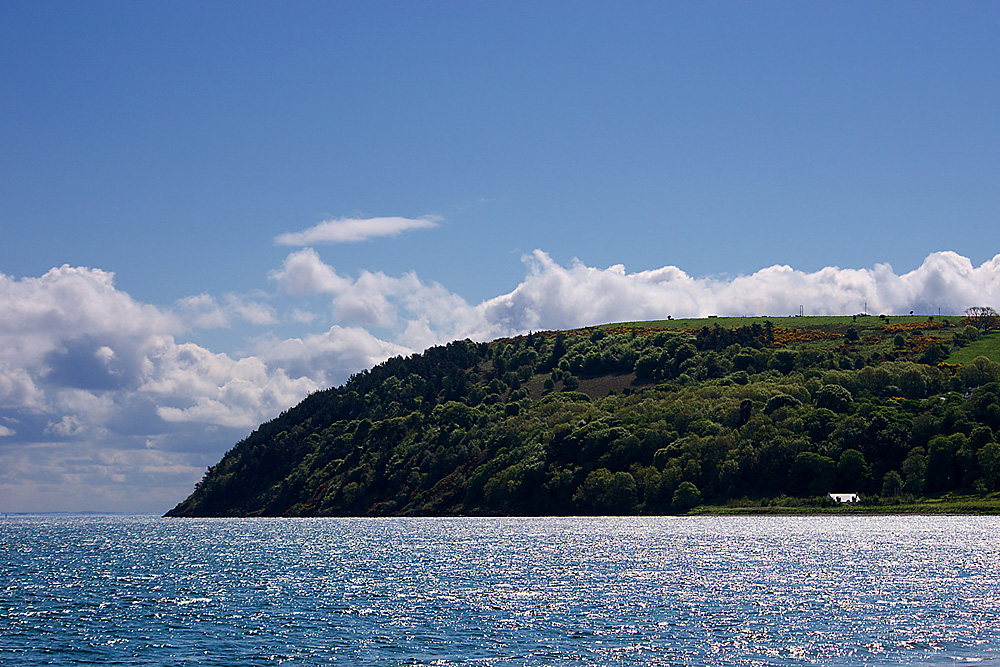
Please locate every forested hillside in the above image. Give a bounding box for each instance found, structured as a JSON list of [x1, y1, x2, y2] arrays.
[[166, 313, 1000, 516]]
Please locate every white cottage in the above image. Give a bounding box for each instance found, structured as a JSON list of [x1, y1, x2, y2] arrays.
[[828, 493, 859, 503]]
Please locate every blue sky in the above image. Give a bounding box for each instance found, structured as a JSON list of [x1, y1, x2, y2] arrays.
[[2, 1, 999, 512]]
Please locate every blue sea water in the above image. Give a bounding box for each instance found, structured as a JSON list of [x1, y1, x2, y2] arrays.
[[1, 515, 998, 666]]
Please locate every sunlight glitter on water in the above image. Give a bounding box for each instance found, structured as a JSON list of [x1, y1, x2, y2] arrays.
[[1, 515, 999, 665]]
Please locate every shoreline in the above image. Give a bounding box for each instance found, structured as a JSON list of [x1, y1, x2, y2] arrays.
[[689, 500, 1000, 516]]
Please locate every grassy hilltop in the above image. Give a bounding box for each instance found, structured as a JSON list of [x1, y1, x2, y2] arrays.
[[167, 313, 1000, 517]]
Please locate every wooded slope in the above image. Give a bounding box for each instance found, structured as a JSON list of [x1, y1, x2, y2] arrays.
[[166, 315, 1000, 516]]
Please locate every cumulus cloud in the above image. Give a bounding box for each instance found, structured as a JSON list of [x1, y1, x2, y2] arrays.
[[254, 325, 412, 387], [0, 264, 408, 512], [271, 248, 480, 344], [144, 342, 321, 429], [269, 248, 351, 295], [0, 263, 407, 435], [274, 215, 441, 246], [0, 267, 297, 441], [0, 362, 43, 411]]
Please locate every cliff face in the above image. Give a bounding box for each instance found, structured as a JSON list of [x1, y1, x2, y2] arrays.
[[166, 318, 1000, 517]]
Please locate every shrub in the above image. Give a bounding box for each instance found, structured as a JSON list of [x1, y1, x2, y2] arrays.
[[672, 481, 702, 513]]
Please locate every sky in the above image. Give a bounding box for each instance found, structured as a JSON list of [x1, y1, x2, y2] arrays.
[[2, 1, 999, 513]]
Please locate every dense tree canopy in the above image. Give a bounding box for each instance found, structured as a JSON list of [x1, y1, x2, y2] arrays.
[[167, 316, 1000, 517]]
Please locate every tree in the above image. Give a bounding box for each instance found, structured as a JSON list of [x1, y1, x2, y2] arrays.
[[882, 470, 903, 497], [837, 449, 871, 490], [765, 394, 801, 415], [979, 442, 1000, 490], [815, 384, 853, 412], [793, 451, 836, 495], [926, 434, 963, 492], [672, 481, 702, 513], [965, 306, 999, 330], [959, 357, 1000, 388], [920, 343, 946, 366], [970, 426, 995, 449], [901, 447, 927, 494], [769, 349, 797, 374], [573, 468, 638, 514]]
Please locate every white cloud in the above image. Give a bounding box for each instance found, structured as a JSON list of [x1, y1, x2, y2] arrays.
[[0, 265, 182, 371], [271, 249, 480, 339], [255, 325, 412, 387], [45, 414, 90, 438], [0, 361, 43, 410], [175, 292, 277, 328], [269, 248, 351, 295], [274, 215, 441, 246], [289, 308, 318, 324], [144, 342, 320, 429], [0, 259, 436, 511], [224, 293, 277, 325], [0, 263, 412, 440], [175, 293, 229, 329]]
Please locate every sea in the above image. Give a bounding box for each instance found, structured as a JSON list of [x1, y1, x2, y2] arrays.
[[1, 515, 998, 666]]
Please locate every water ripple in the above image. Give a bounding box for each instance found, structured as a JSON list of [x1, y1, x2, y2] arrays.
[[1, 515, 999, 665]]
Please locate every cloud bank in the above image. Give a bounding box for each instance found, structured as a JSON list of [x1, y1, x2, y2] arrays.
[[274, 215, 441, 245], [477, 250, 1000, 333], [0, 265, 406, 512], [2, 250, 999, 512], [272, 248, 1000, 344]]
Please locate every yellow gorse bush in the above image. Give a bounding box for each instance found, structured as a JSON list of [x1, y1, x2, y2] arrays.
[[770, 328, 842, 347]]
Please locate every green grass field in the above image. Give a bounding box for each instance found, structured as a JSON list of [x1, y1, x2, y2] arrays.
[[948, 331, 1000, 364], [607, 314, 956, 332]]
